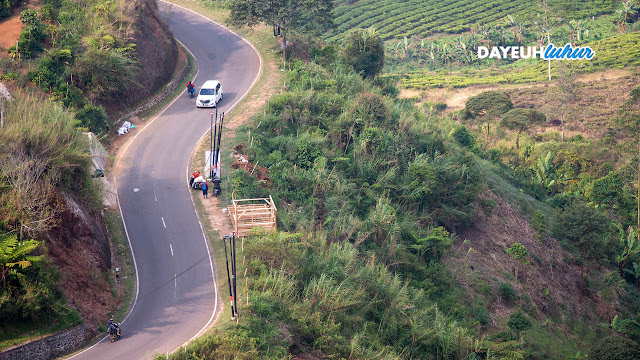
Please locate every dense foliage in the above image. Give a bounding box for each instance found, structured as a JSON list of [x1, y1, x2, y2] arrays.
[[342, 27, 385, 78], [162, 232, 526, 360], [234, 59, 481, 237], [1, 0, 144, 134], [0, 94, 87, 340]]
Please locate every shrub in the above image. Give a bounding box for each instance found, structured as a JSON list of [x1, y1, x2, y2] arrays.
[[507, 243, 529, 264], [499, 282, 516, 301], [550, 199, 616, 263], [75, 104, 109, 135], [451, 125, 475, 148], [507, 311, 532, 337], [487, 148, 501, 163]]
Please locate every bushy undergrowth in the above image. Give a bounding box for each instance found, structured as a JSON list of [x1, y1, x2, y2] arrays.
[[0, 94, 89, 339], [163, 232, 523, 360], [2, 0, 143, 135]]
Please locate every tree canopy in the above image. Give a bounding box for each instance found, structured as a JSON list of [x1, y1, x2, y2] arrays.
[[342, 27, 385, 78], [501, 108, 546, 155], [229, 0, 333, 61], [465, 91, 513, 118]]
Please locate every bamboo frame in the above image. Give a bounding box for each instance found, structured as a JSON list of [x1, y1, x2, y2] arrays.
[[231, 196, 277, 237]]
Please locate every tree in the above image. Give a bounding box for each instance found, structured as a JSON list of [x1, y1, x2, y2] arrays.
[[465, 91, 513, 149], [554, 63, 577, 142], [229, 0, 333, 64], [500, 108, 546, 160], [617, 0, 639, 32], [617, 86, 640, 226], [591, 171, 624, 215], [342, 27, 385, 79], [465, 91, 513, 118], [550, 200, 614, 302]]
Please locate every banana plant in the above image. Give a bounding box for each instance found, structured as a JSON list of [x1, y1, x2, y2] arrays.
[[617, 225, 639, 276], [624, 262, 640, 287]]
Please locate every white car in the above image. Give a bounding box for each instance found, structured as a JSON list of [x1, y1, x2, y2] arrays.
[[196, 80, 223, 108]]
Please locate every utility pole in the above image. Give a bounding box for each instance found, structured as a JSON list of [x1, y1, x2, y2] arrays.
[[210, 111, 214, 179], [223, 235, 236, 320], [232, 232, 238, 318]]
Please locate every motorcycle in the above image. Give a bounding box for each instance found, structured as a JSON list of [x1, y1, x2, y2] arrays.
[[109, 324, 122, 342]]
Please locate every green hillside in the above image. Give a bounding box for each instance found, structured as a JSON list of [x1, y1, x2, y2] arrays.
[[329, 0, 615, 41]]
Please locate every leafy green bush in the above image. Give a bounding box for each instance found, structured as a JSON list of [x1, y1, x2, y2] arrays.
[[499, 282, 516, 302], [451, 125, 475, 148], [550, 200, 617, 263], [507, 311, 532, 337], [507, 243, 529, 264], [75, 104, 109, 134]]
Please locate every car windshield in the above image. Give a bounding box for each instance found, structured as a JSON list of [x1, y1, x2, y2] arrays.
[[200, 89, 215, 95]]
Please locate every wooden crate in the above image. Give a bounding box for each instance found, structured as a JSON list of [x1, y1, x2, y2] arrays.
[[231, 196, 277, 237]]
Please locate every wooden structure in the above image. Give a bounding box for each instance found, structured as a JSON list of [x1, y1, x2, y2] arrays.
[[231, 196, 277, 237]]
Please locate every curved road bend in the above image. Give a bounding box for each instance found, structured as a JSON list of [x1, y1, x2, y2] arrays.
[[70, 3, 261, 359]]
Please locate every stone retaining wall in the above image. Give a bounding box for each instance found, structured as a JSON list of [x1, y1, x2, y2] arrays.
[[0, 324, 89, 360]]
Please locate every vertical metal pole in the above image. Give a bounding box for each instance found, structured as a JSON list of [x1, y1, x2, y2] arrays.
[[232, 232, 238, 318], [210, 111, 214, 179], [223, 235, 235, 319], [216, 113, 225, 175], [212, 112, 218, 174]]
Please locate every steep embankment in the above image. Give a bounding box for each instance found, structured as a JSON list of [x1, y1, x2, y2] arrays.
[[127, 0, 177, 105]]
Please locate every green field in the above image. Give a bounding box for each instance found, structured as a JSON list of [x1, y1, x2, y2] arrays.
[[329, 0, 616, 41], [392, 31, 640, 89]]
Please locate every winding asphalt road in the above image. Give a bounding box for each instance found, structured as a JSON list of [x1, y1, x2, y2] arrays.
[[70, 3, 261, 359]]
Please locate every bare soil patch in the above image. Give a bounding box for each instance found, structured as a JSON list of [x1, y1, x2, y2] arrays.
[[447, 191, 614, 333], [0, 16, 23, 53]]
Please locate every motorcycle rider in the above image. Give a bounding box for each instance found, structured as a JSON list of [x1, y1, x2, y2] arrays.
[[107, 318, 121, 337], [187, 81, 195, 97], [212, 176, 221, 196]]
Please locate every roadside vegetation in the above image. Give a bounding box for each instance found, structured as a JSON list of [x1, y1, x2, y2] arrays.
[[0, 0, 173, 349], [0, 0, 148, 136], [0, 93, 89, 349]]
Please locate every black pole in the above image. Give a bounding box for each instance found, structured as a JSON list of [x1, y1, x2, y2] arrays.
[[214, 112, 225, 177], [210, 111, 214, 179], [232, 231, 238, 318], [212, 111, 218, 175], [223, 235, 235, 319]]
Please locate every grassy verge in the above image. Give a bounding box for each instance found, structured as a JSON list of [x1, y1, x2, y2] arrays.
[[104, 210, 136, 325]]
